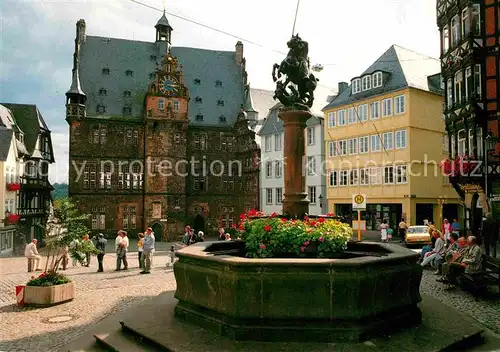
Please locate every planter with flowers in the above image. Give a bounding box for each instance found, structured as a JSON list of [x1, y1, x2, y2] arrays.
[[174, 209, 423, 343], [7, 214, 21, 224], [23, 271, 75, 306], [6, 183, 21, 192], [440, 154, 478, 177]]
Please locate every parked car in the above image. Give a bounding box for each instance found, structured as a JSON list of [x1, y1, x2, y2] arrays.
[[405, 225, 431, 245]]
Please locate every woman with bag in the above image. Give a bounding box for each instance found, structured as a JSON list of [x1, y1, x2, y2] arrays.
[[380, 220, 389, 243]]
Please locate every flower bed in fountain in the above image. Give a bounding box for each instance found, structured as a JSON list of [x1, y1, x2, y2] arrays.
[[22, 271, 75, 306], [238, 210, 352, 258], [174, 210, 423, 343]]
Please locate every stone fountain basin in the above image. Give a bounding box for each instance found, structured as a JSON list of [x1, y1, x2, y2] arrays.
[[174, 241, 423, 342]]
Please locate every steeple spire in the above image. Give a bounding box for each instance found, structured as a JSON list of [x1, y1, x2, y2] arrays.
[[66, 20, 86, 102], [155, 6, 173, 45]]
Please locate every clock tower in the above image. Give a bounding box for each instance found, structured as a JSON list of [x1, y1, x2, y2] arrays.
[[143, 51, 189, 236]]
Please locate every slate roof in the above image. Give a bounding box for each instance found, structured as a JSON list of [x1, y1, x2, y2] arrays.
[[0, 127, 13, 162], [322, 45, 441, 111], [258, 103, 323, 137], [78, 35, 245, 126], [0, 103, 51, 154]]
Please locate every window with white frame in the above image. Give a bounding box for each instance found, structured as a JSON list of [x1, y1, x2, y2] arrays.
[[383, 132, 393, 150], [370, 101, 380, 119], [308, 186, 317, 204], [455, 70, 463, 105], [371, 135, 381, 152], [359, 136, 369, 153], [276, 188, 283, 204], [358, 104, 368, 121], [265, 136, 272, 151], [274, 133, 282, 151], [447, 79, 453, 107], [347, 108, 356, 124], [477, 127, 483, 157], [328, 112, 336, 128], [372, 72, 383, 88], [461, 8, 470, 37], [352, 79, 361, 94], [266, 162, 272, 178], [362, 76, 371, 91], [307, 156, 316, 175], [158, 99, 164, 110], [394, 95, 405, 114], [458, 129, 466, 155], [307, 127, 315, 145], [382, 98, 392, 116], [395, 130, 407, 149], [395, 165, 407, 184], [383, 166, 394, 184], [339, 139, 348, 155], [442, 25, 450, 53], [474, 65, 481, 98], [328, 141, 337, 157], [348, 138, 358, 155], [173, 100, 180, 111], [360, 168, 369, 185], [350, 169, 359, 186], [275, 161, 282, 178], [339, 170, 348, 186], [338, 109, 346, 125], [451, 15, 460, 46], [471, 4, 481, 36], [266, 188, 273, 204], [465, 66, 472, 100], [329, 170, 338, 187]]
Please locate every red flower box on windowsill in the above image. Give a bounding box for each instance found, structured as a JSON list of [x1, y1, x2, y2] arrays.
[[7, 214, 21, 224], [6, 183, 21, 191]]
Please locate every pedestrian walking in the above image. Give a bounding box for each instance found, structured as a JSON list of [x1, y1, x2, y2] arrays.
[[95, 233, 107, 272], [115, 230, 129, 271], [398, 218, 408, 243], [380, 220, 389, 243], [482, 213, 499, 258], [137, 233, 145, 269], [141, 229, 155, 274], [83, 234, 93, 267]]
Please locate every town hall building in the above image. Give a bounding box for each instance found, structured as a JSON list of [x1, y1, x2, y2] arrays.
[[66, 13, 261, 239]]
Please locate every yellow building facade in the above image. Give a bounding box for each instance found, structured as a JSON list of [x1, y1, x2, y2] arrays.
[[323, 45, 461, 230]]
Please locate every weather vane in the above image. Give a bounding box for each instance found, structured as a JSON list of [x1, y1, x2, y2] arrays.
[[162, 0, 166, 12]]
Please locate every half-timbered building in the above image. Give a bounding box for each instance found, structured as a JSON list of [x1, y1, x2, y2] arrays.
[[437, 0, 500, 232]]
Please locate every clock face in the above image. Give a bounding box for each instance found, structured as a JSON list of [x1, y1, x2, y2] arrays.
[[160, 76, 178, 94]]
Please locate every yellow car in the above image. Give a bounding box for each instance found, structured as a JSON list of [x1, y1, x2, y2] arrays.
[[405, 225, 432, 245]]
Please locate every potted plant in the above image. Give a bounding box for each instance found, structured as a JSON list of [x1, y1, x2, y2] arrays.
[[20, 198, 100, 306], [6, 183, 21, 191], [237, 210, 352, 258]]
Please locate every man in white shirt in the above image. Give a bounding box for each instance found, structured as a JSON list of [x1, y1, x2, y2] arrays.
[[24, 239, 42, 271], [115, 230, 129, 271]]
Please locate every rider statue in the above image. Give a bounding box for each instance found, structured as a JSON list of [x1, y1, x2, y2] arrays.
[[272, 34, 318, 111]]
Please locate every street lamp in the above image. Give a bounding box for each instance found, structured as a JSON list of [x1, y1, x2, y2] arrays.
[[485, 130, 498, 154], [318, 194, 323, 211]]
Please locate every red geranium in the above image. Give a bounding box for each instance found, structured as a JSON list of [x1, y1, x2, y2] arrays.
[[264, 225, 272, 232]]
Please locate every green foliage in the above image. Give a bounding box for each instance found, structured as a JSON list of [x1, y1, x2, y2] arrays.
[[239, 212, 352, 258], [26, 271, 71, 287]]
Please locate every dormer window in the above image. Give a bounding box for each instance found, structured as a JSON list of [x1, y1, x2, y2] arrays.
[[351, 79, 361, 94], [219, 115, 227, 123], [102, 68, 110, 75], [215, 80, 222, 87], [124, 90, 131, 97], [99, 88, 107, 96], [194, 78, 201, 85], [217, 99, 224, 106], [195, 113, 204, 121], [149, 73, 155, 79], [125, 70, 134, 77], [150, 55, 157, 61], [96, 105, 106, 113], [361, 76, 371, 91], [123, 106, 132, 115], [195, 97, 203, 103], [372, 72, 383, 88]]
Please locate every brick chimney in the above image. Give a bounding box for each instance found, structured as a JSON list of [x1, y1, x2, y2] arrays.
[[235, 41, 243, 65]]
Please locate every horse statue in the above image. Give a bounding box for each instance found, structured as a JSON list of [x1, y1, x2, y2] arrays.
[[272, 34, 318, 110]]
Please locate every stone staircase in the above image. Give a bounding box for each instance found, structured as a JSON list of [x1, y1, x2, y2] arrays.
[[93, 321, 171, 352]]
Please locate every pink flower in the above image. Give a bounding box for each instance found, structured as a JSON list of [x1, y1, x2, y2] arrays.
[[270, 212, 278, 218], [264, 225, 272, 232], [327, 212, 334, 216], [281, 218, 287, 223], [300, 246, 306, 252], [304, 216, 309, 222], [31, 276, 35, 279], [259, 244, 266, 249], [304, 241, 310, 246], [309, 221, 317, 226], [318, 237, 325, 242], [317, 217, 325, 223]]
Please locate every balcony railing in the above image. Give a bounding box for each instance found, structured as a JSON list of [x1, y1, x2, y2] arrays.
[[20, 176, 51, 189]]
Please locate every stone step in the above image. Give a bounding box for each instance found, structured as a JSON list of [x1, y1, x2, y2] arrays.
[[93, 322, 169, 352]]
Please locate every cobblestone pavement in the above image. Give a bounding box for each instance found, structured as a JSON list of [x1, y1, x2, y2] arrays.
[[0, 250, 177, 352], [0, 246, 499, 351]]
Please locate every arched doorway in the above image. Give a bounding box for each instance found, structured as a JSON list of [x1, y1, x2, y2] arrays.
[[151, 223, 163, 242], [470, 193, 483, 241], [193, 215, 205, 234]]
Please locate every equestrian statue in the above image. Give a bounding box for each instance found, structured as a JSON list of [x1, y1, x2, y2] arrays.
[[272, 34, 318, 111]]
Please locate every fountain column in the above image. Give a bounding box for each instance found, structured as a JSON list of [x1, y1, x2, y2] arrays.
[[280, 109, 311, 218]]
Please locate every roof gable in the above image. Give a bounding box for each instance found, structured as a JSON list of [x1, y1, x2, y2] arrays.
[[0, 128, 13, 162]]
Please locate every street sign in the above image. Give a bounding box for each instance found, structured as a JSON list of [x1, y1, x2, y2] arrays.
[[352, 194, 366, 210]]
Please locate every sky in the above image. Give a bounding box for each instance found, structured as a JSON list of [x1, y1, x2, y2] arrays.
[[0, 0, 440, 184]]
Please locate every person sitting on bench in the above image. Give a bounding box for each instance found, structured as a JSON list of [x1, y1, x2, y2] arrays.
[[25, 239, 42, 271], [443, 236, 482, 290]]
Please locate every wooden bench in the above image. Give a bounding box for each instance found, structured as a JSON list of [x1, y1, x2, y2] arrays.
[[460, 255, 500, 297]]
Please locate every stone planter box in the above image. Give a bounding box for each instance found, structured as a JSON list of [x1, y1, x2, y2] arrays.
[[24, 282, 76, 306], [174, 241, 422, 342]]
